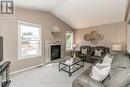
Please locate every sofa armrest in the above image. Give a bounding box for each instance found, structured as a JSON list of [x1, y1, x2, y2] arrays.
[[73, 74, 104, 87]]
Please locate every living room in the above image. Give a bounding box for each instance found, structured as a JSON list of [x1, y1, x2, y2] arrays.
[[0, 0, 130, 87]]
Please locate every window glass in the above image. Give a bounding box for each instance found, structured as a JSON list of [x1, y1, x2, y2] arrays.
[[66, 31, 73, 50], [18, 22, 41, 59]]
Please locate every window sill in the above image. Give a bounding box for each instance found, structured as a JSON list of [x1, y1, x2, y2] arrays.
[[18, 55, 42, 60]]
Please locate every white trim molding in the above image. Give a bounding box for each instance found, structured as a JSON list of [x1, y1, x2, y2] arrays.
[[10, 63, 44, 75]]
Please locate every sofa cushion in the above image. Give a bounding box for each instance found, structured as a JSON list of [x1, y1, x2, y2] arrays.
[[91, 56, 101, 59]]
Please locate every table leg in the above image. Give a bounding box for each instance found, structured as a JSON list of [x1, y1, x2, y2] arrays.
[[83, 61, 84, 67], [59, 63, 61, 71], [69, 73, 72, 76], [69, 66, 72, 76]]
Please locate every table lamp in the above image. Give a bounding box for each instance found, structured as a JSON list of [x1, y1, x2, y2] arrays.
[[73, 43, 77, 58], [112, 45, 122, 55], [112, 45, 122, 51]]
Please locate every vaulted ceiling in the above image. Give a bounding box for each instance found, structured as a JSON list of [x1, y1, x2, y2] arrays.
[[16, 0, 127, 29]]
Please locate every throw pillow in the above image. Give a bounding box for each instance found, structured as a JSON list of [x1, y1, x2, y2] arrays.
[[90, 65, 110, 82], [94, 49, 102, 57], [81, 48, 87, 55], [90, 54, 114, 82], [95, 54, 113, 68], [102, 54, 114, 66]]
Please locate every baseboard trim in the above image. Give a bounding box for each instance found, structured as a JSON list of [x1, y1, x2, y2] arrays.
[[10, 63, 44, 75]]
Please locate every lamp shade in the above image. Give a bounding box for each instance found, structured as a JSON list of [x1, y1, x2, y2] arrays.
[[112, 45, 122, 51], [52, 26, 60, 33]]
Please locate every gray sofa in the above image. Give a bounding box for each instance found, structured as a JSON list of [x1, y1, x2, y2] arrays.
[[72, 53, 130, 87]]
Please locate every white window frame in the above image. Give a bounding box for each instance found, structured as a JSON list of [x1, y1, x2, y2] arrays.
[[65, 31, 74, 51], [18, 21, 42, 60]]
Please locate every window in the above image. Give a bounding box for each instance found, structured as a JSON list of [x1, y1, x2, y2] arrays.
[[65, 31, 73, 51], [18, 21, 42, 59]]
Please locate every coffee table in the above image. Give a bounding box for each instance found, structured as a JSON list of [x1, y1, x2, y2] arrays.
[[58, 58, 84, 76]]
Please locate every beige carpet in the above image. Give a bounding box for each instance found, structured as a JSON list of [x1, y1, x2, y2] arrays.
[[10, 62, 91, 87]]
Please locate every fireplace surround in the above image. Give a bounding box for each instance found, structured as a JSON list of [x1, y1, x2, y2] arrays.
[[44, 37, 65, 64]]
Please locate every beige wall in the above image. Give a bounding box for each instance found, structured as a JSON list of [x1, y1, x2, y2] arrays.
[[0, 8, 74, 72], [126, 0, 130, 23], [75, 22, 127, 52]]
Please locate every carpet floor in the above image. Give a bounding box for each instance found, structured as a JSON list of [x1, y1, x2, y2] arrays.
[[10, 62, 91, 87]]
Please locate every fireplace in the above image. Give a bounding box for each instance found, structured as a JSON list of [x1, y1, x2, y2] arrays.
[[51, 45, 61, 60]]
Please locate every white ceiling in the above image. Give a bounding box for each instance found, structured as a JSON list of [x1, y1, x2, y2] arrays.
[[16, 0, 127, 29], [16, 0, 66, 11]]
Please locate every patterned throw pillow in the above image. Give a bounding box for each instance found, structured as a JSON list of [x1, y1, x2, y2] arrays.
[[81, 48, 87, 55], [94, 49, 102, 57]]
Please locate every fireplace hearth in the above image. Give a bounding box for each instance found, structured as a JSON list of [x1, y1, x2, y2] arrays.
[[51, 45, 61, 60]]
